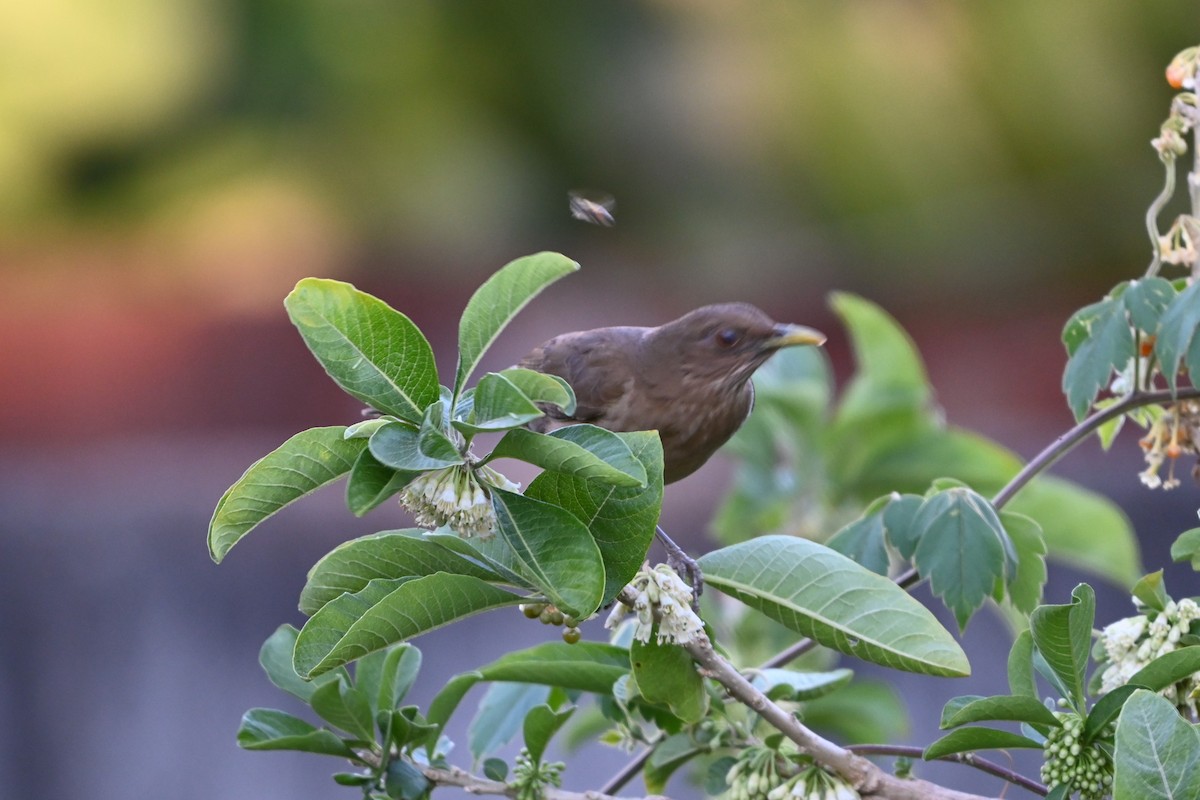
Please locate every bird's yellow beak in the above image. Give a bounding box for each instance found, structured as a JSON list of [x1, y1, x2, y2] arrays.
[[763, 324, 826, 350]]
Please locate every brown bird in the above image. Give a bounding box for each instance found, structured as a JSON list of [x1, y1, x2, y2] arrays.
[[520, 302, 826, 483], [519, 303, 826, 593]]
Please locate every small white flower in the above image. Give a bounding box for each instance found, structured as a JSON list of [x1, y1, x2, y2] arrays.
[[399, 463, 520, 538], [606, 564, 704, 646]]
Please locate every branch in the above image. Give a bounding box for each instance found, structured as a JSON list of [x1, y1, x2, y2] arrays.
[[846, 745, 1048, 797], [420, 764, 674, 800], [990, 388, 1200, 509], [614, 590, 1000, 800]]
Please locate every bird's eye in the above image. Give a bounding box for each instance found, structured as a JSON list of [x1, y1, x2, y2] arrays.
[[715, 328, 741, 348]]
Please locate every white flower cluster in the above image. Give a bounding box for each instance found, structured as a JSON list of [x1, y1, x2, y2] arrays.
[[604, 564, 704, 645], [768, 767, 859, 800], [724, 750, 858, 800], [399, 464, 520, 538], [1099, 598, 1200, 714]]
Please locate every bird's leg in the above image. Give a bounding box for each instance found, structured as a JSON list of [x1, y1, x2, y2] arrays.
[[655, 525, 703, 607]]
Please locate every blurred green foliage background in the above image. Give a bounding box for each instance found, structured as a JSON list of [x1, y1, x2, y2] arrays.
[[4, 4, 1200, 799]]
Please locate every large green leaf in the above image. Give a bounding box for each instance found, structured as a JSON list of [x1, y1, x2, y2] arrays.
[[1155, 279, 1200, 391], [1062, 297, 1134, 418], [497, 368, 576, 414], [525, 431, 663, 603], [698, 536, 970, 676], [294, 573, 523, 677], [911, 486, 1016, 631], [489, 425, 647, 488], [285, 278, 439, 420], [1114, 689, 1200, 799], [1127, 646, 1200, 693], [1029, 583, 1094, 712], [209, 427, 365, 562], [491, 489, 605, 619], [300, 530, 502, 615], [454, 252, 580, 397], [826, 504, 891, 576], [237, 709, 357, 758]]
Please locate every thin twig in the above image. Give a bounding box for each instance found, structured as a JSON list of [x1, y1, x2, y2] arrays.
[[598, 746, 655, 796], [847, 744, 1048, 797]]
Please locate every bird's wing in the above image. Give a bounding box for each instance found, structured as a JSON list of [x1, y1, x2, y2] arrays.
[[518, 327, 644, 427]]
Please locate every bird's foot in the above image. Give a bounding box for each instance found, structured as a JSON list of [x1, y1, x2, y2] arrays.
[[655, 525, 703, 609]]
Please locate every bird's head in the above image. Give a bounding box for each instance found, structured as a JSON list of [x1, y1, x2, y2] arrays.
[[648, 302, 826, 388]]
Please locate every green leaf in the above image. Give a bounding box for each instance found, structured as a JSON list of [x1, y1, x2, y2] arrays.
[[300, 530, 501, 615], [454, 252, 580, 397], [1128, 646, 1200, 693], [1029, 583, 1095, 712], [750, 668, 854, 701], [310, 676, 375, 741], [482, 758, 508, 782], [939, 694, 1059, 730], [1083, 684, 1139, 744], [285, 277, 438, 420], [491, 489, 605, 619], [346, 449, 417, 517], [477, 642, 631, 693], [831, 292, 931, 427], [258, 624, 346, 703], [1114, 689, 1200, 799], [826, 511, 890, 576], [369, 422, 463, 471], [376, 644, 423, 712], [295, 574, 523, 677], [454, 372, 544, 434], [1008, 629, 1036, 698], [630, 638, 708, 724], [416, 401, 460, 462], [1008, 475, 1141, 586], [209, 427, 366, 563], [911, 486, 1016, 631], [490, 425, 647, 488], [497, 368, 576, 414], [426, 671, 482, 747], [698, 536, 970, 676], [236, 708, 357, 758], [421, 530, 534, 589], [923, 727, 1043, 760], [524, 703, 575, 763], [882, 493, 924, 560], [1123, 277, 1176, 333], [525, 432, 663, 603], [469, 682, 551, 763], [385, 759, 430, 800], [1155, 279, 1200, 391], [1062, 297, 1134, 418], [1132, 570, 1169, 613], [1001, 512, 1048, 615], [644, 733, 707, 794], [1170, 528, 1200, 570]]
